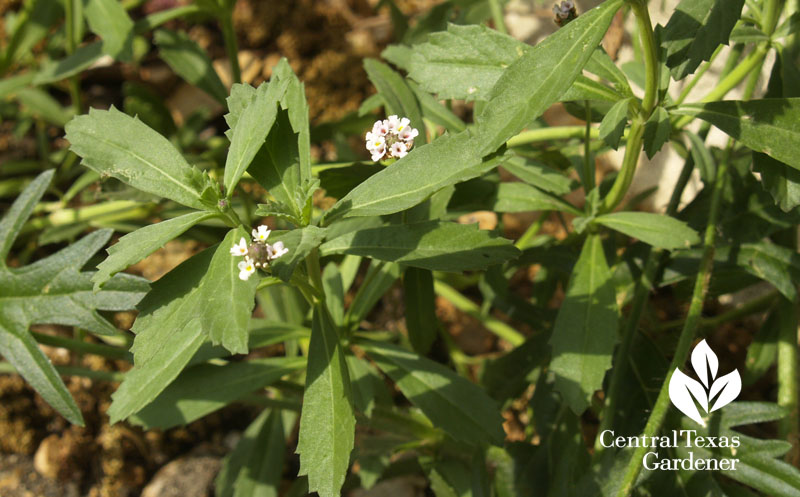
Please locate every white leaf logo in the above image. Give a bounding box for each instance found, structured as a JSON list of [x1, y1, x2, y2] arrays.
[[668, 339, 741, 426]]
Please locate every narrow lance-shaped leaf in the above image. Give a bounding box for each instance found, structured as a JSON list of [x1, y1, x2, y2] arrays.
[[403, 267, 438, 355], [642, 106, 671, 159], [154, 29, 228, 104], [319, 221, 520, 272], [93, 211, 216, 290], [475, 0, 623, 154], [661, 0, 745, 80], [492, 182, 581, 214], [0, 169, 53, 263], [358, 339, 505, 446], [297, 305, 355, 497], [84, 0, 135, 61], [599, 98, 630, 150], [593, 212, 700, 249], [65, 107, 219, 210], [549, 234, 619, 414], [671, 99, 800, 171]]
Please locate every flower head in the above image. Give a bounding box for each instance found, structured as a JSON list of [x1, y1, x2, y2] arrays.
[[553, 1, 577, 25], [252, 225, 271, 243], [268, 241, 289, 260], [365, 115, 418, 162], [230, 237, 249, 257], [238, 257, 256, 281]]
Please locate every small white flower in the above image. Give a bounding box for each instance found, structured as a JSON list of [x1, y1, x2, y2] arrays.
[[390, 141, 408, 159], [371, 119, 389, 136], [395, 117, 411, 134], [386, 115, 401, 133], [398, 126, 418, 142], [268, 241, 289, 260], [365, 132, 386, 151], [371, 143, 387, 161], [238, 256, 256, 280], [230, 237, 249, 257], [252, 225, 271, 243]]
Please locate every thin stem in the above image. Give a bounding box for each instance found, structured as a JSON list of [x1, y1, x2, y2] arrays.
[[583, 101, 595, 191], [762, 0, 785, 35], [488, 0, 507, 34], [32, 331, 132, 361], [655, 289, 779, 332], [0, 361, 125, 382], [515, 211, 550, 249], [64, 0, 82, 114], [630, 0, 659, 116], [433, 280, 525, 346], [616, 146, 731, 497], [220, 11, 241, 85], [600, 116, 645, 212], [507, 126, 600, 147], [676, 45, 723, 105]]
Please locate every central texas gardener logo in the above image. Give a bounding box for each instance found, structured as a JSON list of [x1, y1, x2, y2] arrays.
[[668, 340, 741, 426]]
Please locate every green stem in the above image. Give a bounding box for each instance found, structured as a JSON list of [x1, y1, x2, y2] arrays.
[[31, 331, 131, 361], [0, 361, 125, 382], [220, 11, 241, 85], [676, 45, 723, 105], [630, 0, 659, 116], [656, 289, 779, 332], [22, 200, 154, 232], [762, 0, 785, 35], [583, 101, 595, 191], [433, 280, 525, 346], [507, 126, 600, 147], [515, 211, 549, 249], [615, 146, 731, 497], [600, 116, 645, 212], [488, 0, 507, 34], [64, 0, 82, 115]]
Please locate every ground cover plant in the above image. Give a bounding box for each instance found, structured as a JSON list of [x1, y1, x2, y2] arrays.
[[1, 0, 799, 495]]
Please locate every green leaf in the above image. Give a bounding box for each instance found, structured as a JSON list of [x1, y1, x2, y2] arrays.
[[346, 261, 401, 327], [223, 77, 291, 197], [662, 0, 745, 80], [0, 0, 61, 72], [65, 107, 219, 210], [33, 42, 104, 85], [642, 106, 671, 159], [93, 211, 215, 291], [358, 340, 505, 446], [586, 47, 632, 96], [268, 226, 327, 282], [408, 23, 529, 101], [345, 353, 390, 417], [599, 98, 630, 150], [109, 228, 259, 422], [364, 58, 425, 138], [500, 157, 573, 195], [84, 0, 135, 61], [474, 0, 623, 154], [216, 409, 288, 497], [15, 88, 74, 127], [594, 212, 700, 249], [297, 305, 355, 497], [736, 242, 800, 301], [326, 131, 509, 220], [743, 307, 780, 385], [559, 76, 623, 103], [492, 182, 581, 214], [154, 29, 227, 103], [410, 81, 467, 133], [549, 234, 618, 413], [403, 267, 438, 355], [322, 263, 345, 326], [319, 221, 520, 272], [0, 172, 147, 425], [686, 130, 716, 183], [130, 357, 305, 429], [672, 99, 800, 170]]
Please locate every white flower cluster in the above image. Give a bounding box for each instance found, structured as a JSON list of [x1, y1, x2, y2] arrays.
[[553, 1, 576, 24], [229, 225, 288, 281], [365, 115, 419, 162]]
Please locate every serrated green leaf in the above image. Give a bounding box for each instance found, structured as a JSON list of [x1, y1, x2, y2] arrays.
[[326, 131, 509, 220], [93, 211, 215, 291], [599, 98, 630, 150], [594, 212, 700, 249], [662, 0, 745, 80], [408, 23, 529, 101], [84, 0, 134, 61], [403, 267, 438, 355], [492, 182, 581, 214], [642, 106, 671, 159], [65, 107, 219, 210], [358, 339, 505, 446], [297, 305, 355, 497], [154, 28, 227, 103], [319, 221, 520, 271], [474, 0, 623, 154], [549, 234, 618, 413], [216, 409, 288, 497], [672, 99, 800, 170], [130, 357, 305, 429], [364, 58, 425, 139], [0, 172, 146, 425]]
